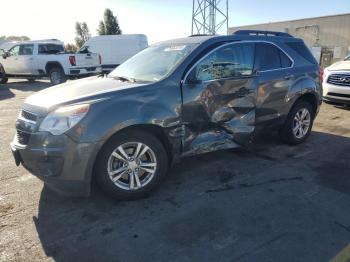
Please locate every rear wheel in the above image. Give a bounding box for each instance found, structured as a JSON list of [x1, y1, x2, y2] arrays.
[[280, 100, 314, 145], [95, 130, 168, 200], [49, 67, 66, 85]]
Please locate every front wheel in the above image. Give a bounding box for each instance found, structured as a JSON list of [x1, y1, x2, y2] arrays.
[[280, 100, 315, 145], [0, 76, 8, 84], [95, 130, 169, 200], [27, 78, 36, 83], [49, 67, 66, 85], [0, 66, 8, 84]]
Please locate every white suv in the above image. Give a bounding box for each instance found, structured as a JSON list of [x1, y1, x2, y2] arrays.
[[0, 40, 102, 85], [323, 56, 350, 105]]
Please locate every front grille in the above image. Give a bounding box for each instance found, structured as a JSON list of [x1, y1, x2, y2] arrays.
[[17, 130, 30, 145], [21, 110, 37, 122], [327, 92, 350, 98], [327, 74, 350, 87]]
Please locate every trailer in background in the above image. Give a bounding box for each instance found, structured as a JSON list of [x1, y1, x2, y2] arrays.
[[80, 34, 148, 73]]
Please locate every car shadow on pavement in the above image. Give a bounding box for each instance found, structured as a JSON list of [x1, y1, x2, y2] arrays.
[[33, 131, 350, 262], [0, 86, 15, 100]]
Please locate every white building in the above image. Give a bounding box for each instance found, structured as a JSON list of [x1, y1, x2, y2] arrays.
[[229, 13, 350, 67]]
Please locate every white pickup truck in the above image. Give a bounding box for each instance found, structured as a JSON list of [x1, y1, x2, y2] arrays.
[[0, 40, 102, 85]]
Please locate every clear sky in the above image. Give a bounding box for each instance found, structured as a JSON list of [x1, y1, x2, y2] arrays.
[[1, 0, 349, 45]]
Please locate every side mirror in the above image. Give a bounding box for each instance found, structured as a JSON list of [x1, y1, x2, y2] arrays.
[[185, 70, 202, 85], [186, 78, 202, 85], [2, 52, 8, 59], [252, 69, 260, 76]]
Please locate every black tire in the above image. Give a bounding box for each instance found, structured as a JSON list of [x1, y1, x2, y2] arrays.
[[49, 67, 66, 85], [280, 100, 315, 145], [27, 78, 36, 83], [95, 130, 169, 200], [0, 66, 8, 84], [0, 76, 8, 84]]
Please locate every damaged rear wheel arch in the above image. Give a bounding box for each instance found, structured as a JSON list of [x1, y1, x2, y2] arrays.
[[294, 93, 318, 117]]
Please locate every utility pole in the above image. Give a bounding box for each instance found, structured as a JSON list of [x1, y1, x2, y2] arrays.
[[191, 0, 228, 35]]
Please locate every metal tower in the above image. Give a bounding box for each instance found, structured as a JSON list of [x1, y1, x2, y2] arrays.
[[191, 0, 228, 35]]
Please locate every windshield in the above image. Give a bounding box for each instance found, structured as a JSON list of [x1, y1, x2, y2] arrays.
[[109, 43, 197, 82], [345, 56, 350, 61]]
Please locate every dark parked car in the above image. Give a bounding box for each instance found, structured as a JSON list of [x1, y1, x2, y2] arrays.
[[11, 30, 322, 199]]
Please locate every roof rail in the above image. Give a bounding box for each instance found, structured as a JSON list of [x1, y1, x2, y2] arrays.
[[233, 30, 293, 37], [189, 34, 211, 37]]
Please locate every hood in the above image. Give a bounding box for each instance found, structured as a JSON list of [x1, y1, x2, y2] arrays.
[[327, 60, 350, 71], [25, 76, 145, 109]]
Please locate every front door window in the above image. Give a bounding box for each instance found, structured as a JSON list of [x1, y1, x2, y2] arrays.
[[190, 42, 255, 82]]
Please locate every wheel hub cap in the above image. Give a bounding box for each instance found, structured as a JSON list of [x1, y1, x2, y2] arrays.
[[128, 160, 139, 170]]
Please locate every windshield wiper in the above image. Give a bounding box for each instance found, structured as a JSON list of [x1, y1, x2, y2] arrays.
[[111, 76, 136, 83]]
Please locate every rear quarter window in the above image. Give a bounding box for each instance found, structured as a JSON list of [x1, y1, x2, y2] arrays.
[[285, 42, 317, 64], [38, 44, 64, 54]]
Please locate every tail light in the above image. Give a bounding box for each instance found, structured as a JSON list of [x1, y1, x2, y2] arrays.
[[69, 56, 76, 66], [99, 54, 102, 64], [319, 67, 324, 83]]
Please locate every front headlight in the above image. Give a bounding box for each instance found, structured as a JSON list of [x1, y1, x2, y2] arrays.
[[39, 104, 90, 135]]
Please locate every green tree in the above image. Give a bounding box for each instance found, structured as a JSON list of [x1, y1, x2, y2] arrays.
[[97, 20, 106, 35], [65, 43, 78, 52], [1, 35, 30, 41], [97, 8, 122, 35], [75, 22, 90, 48]]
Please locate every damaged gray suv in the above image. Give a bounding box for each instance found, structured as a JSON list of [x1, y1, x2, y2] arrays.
[[11, 30, 322, 199]]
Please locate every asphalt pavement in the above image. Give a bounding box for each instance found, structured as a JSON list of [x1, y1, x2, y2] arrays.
[[1, 79, 350, 262]]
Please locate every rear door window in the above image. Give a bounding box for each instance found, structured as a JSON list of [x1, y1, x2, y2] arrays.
[[38, 44, 64, 54], [255, 43, 293, 71], [255, 43, 281, 71]]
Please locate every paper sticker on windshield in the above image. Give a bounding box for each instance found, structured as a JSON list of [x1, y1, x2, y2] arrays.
[[164, 45, 186, 52]]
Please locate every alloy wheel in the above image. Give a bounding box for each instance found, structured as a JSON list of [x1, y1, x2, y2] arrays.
[[292, 108, 311, 139], [51, 71, 62, 85], [107, 142, 157, 190]]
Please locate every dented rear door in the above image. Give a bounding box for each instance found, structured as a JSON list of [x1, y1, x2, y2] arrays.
[[181, 42, 257, 156]]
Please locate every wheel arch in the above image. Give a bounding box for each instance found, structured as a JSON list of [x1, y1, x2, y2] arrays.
[[297, 92, 319, 116], [89, 123, 174, 187], [0, 63, 6, 73], [45, 61, 64, 75], [285, 74, 321, 116]]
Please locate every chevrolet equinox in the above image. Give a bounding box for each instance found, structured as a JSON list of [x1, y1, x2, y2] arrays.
[[11, 30, 322, 199]]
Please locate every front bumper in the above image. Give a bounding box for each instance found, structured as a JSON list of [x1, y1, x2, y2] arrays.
[[10, 132, 100, 196], [323, 82, 350, 105]]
